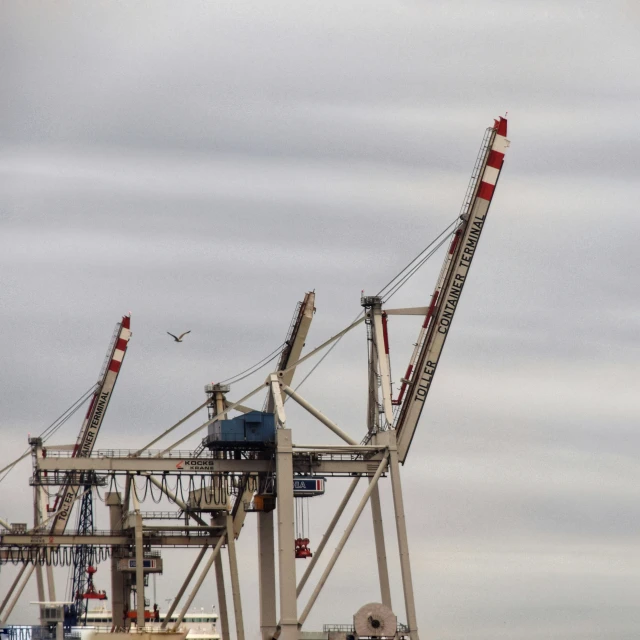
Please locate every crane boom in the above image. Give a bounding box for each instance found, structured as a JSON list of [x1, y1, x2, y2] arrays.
[[276, 291, 316, 386], [266, 291, 316, 411], [394, 117, 509, 462], [48, 315, 132, 535]]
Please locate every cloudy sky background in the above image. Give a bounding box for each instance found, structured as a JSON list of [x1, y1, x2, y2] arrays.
[[2, 1, 640, 638]]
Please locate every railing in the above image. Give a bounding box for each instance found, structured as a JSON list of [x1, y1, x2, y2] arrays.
[[323, 623, 410, 635], [29, 472, 107, 486], [98, 320, 123, 381], [458, 125, 494, 220], [130, 511, 183, 520], [1, 627, 55, 640], [42, 449, 212, 459]]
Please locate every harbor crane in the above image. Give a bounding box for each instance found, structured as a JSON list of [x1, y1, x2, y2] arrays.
[[0, 316, 131, 628], [0, 116, 509, 640]]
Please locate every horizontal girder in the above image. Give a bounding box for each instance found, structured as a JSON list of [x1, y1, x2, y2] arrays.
[[35, 453, 386, 476]]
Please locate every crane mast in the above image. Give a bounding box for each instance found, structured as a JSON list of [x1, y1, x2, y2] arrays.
[[394, 117, 509, 462], [48, 316, 132, 535]]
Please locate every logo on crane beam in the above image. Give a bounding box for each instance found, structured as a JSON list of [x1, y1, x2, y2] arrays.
[[176, 460, 216, 472]]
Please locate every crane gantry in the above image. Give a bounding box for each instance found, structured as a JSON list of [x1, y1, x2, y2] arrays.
[[0, 116, 509, 640]]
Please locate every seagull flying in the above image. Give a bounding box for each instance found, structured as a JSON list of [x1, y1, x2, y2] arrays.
[[167, 331, 191, 343]]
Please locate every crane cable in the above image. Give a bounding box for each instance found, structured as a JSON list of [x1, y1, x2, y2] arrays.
[[219, 342, 287, 386], [202, 219, 457, 396], [292, 217, 458, 393], [0, 383, 97, 486]]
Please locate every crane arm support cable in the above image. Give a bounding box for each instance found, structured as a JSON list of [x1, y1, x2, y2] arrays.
[[279, 317, 365, 377], [132, 398, 210, 457]]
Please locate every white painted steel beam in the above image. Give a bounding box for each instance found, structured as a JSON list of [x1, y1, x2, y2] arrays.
[[371, 306, 394, 424], [370, 482, 392, 609], [215, 553, 230, 640], [270, 374, 287, 427], [280, 385, 358, 446], [106, 492, 126, 630], [258, 510, 277, 640], [0, 534, 221, 547], [226, 515, 245, 640], [388, 436, 419, 640], [384, 307, 429, 315], [131, 490, 146, 628], [0, 565, 28, 617], [276, 429, 298, 640], [0, 565, 36, 626], [36, 456, 381, 475]]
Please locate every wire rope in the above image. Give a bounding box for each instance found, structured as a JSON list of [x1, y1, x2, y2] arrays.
[[220, 343, 286, 385], [0, 383, 97, 485], [292, 217, 458, 394]]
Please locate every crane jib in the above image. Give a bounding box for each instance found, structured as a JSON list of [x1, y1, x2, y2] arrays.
[[49, 317, 131, 534], [395, 117, 509, 462], [78, 391, 110, 456], [413, 214, 485, 404]]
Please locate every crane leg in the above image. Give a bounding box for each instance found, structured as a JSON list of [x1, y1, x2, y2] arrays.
[[134, 511, 145, 629], [388, 436, 419, 640], [215, 553, 230, 640], [370, 483, 392, 609], [46, 561, 57, 603], [258, 510, 277, 640], [107, 491, 127, 629], [226, 515, 245, 640], [33, 483, 45, 625], [276, 428, 298, 640]]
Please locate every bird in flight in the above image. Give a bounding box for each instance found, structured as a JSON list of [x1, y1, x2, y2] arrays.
[[167, 331, 191, 342]]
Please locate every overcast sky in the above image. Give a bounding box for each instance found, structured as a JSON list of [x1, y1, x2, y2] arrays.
[[1, 1, 640, 638]]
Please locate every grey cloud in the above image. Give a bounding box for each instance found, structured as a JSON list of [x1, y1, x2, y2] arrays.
[[1, 0, 640, 637]]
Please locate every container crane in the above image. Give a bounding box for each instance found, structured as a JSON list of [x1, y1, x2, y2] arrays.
[[0, 116, 511, 640]]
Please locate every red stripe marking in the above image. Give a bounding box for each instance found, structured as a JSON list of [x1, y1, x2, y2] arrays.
[[493, 117, 507, 136], [84, 395, 98, 420], [108, 359, 122, 373], [448, 229, 462, 255], [381, 313, 390, 354], [121, 316, 131, 330], [477, 181, 495, 201], [116, 338, 128, 352], [486, 150, 504, 169], [393, 364, 414, 405], [423, 291, 439, 328]]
